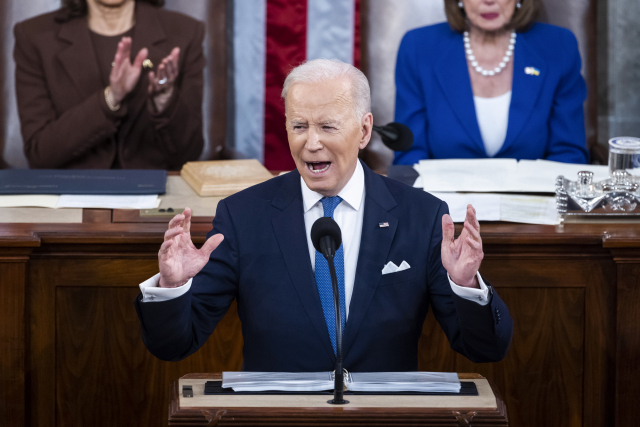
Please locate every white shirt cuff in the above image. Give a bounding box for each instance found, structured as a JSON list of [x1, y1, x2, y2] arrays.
[[447, 272, 489, 306], [139, 273, 192, 302]]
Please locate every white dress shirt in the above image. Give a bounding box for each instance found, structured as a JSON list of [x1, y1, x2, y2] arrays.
[[474, 90, 512, 157], [140, 160, 490, 307]]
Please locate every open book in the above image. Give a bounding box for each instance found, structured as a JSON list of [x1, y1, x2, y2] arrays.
[[222, 371, 461, 393]]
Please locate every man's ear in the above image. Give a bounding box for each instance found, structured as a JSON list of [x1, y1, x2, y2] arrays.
[[359, 112, 373, 150]]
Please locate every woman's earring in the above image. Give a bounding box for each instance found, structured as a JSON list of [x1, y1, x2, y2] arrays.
[[458, 2, 464, 8], [516, 2, 522, 8]]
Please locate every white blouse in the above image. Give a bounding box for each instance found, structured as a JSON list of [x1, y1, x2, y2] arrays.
[[473, 91, 512, 157]]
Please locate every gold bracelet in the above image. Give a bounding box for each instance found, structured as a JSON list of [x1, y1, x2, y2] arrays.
[[104, 86, 121, 112]]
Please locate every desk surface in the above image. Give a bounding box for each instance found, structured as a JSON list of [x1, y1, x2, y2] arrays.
[[170, 373, 508, 427], [178, 374, 497, 409], [0, 220, 638, 248]]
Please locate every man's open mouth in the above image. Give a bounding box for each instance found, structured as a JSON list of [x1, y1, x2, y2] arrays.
[[306, 162, 331, 173]]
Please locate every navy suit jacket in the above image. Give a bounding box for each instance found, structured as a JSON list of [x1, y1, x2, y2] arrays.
[[135, 163, 513, 371], [393, 22, 589, 165]]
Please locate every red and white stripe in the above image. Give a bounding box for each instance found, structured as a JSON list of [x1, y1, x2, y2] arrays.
[[233, 0, 360, 170]]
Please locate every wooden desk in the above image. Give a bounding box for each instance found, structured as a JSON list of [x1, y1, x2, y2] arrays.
[[0, 218, 638, 427], [169, 373, 508, 426]]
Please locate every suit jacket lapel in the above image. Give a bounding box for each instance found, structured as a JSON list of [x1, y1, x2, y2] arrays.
[[271, 170, 336, 365], [343, 165, 398, 360], [57, 18, 101, 100], [434, 34, 485, 154], [499, 32, 546, 156]]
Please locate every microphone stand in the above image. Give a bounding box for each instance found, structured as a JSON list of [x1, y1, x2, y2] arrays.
[[325, 254, 348, 405]]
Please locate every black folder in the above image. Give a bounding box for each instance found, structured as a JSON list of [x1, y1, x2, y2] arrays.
[[203, 380, 478, 396], [0, 169, 167, 195]]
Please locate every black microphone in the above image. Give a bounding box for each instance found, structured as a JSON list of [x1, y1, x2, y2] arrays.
[[311, 217, 348, 405], [373, 122, 414, 151]]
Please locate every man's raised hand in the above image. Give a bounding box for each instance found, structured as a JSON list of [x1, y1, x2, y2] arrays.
[[441, 204, 484, 288], [158, 208, 224, 288]]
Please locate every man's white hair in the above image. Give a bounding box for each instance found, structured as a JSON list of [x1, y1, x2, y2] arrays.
[[281, 59, 371, 120]]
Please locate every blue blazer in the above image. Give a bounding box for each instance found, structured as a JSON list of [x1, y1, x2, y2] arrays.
[[135, 163, 513, 371], [393, 22, 589, 165]]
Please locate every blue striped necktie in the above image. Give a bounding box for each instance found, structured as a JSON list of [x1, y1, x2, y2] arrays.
[[314, 196, 346, 355]]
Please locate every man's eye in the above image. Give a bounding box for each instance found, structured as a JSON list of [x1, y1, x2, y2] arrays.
[[323, 126, 336, 130]]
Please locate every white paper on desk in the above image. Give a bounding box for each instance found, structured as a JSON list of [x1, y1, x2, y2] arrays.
[[419, 159, 517, 192], [431, 192, 501, 222], [500, 194, 558, 225], [418, 159, 610, 193], [56, 194, 159, 209], [0, 194, 60, 208], [516, 160, 610, 192], [431, 192, 558, 224]]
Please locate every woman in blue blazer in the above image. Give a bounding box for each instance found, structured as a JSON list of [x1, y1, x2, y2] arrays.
[[393, 0, 589, 165]]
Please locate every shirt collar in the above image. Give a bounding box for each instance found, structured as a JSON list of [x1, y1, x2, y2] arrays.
[[301, 160, 365, 213]]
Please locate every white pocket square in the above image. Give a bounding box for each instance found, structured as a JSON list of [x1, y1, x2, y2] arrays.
[[382, 261, 411, 275]]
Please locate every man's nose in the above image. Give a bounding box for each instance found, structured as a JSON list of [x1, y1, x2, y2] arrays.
[[305, 126, 323, 151]]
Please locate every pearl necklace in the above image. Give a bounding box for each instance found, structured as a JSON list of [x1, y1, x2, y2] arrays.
[[464, 31, 516, 76]]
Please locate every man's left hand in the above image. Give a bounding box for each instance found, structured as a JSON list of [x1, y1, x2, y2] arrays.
[[441, 204, 483, 288]]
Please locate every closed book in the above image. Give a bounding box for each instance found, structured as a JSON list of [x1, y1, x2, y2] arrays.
[[181, 160, 274, 197], [0, 169, 166, 195]]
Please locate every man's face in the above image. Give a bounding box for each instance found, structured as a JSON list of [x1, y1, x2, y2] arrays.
[[285, 78, 372, 197]]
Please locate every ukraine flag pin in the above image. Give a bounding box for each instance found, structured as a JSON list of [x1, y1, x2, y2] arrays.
[[525, 67, 540, 76]]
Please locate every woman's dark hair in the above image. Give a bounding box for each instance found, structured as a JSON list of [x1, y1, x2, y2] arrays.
[[55, 0, 165, 22], [444, 0, 541, 33]]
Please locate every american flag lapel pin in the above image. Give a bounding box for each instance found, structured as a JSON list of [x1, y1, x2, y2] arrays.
[[524, 66, 540, 76], [379, 222, 389, 228]]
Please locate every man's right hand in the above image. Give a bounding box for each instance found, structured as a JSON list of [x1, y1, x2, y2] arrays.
[[159, 207, 224, 288]]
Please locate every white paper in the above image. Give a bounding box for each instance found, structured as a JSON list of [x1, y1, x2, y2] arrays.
[[418, 159, 610, 193], [222, 371, 334, 392], [500, 194, 558, 225], [431, 192, 501, 222], [222, 371, 461, 393], [0, 194, 60, 208], [419, 159, 518, 192], [348, 372, 461, 393], [431, 192, 558, 224], [56, 194, 159, 209]]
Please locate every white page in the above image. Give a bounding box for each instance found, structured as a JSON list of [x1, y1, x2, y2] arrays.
[[418, 159, 611, 193], [0, 194, 60, 208], [500, 195, 558, 225], [419, 159, 518, 192], [222, 371, 334, 392], [430, 192, 501, 222], [348, 372, 461, 393], [516, 160, 610, 192], [56, 194, 158, 209]]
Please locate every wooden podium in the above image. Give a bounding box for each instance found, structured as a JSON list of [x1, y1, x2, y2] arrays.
[[168, 373, 508, 426]]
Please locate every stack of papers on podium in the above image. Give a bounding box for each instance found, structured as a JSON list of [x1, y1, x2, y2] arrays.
[[347, 372, 461, 393], [222, 371, 461, 393], [223, 372, 334, 392], [416, 159, 610, 193]]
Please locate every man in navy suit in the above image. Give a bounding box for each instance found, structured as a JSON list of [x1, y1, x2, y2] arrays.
[[134, 59, 512, 372]]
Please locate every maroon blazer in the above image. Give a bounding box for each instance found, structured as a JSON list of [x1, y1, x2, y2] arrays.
[[14, 3, 205, 169]]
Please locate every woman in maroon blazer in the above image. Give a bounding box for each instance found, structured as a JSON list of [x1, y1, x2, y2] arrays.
[[14, 0, 205, 169]]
